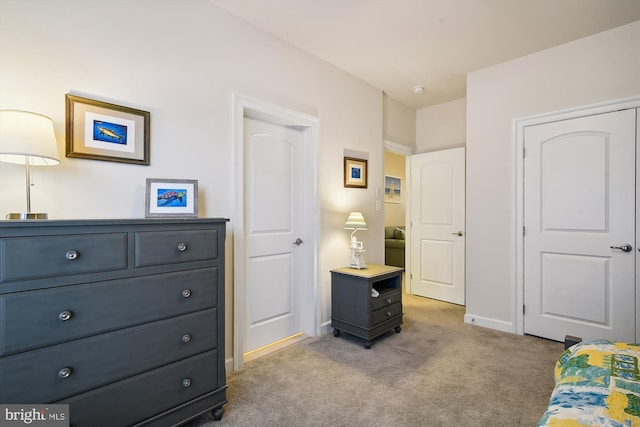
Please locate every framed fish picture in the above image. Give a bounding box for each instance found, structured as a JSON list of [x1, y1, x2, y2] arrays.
[[65, 94, 150, 165], [145, 178, 198, 218]]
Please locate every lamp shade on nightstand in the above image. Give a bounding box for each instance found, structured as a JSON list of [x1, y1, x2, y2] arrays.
[[344, 211, 367, 231]]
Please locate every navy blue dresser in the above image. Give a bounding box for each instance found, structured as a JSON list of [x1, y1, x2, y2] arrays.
[[0, 218, 227, 426]]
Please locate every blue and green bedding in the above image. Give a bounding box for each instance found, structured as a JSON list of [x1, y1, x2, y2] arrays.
[[538, 339, 640, 426]]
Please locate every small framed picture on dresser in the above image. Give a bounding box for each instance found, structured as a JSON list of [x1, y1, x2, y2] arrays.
[[145, 178, 198, 218]]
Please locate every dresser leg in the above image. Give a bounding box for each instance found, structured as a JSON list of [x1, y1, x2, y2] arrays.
[[394, 326, 402, 333], [333, 329, 341, 337], [364, 340, 372, 349]]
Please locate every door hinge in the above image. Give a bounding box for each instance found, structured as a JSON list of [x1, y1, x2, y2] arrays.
[[523, 147, 526, 158], [523, 226, 525, 237], [523, 305, 525, 315]]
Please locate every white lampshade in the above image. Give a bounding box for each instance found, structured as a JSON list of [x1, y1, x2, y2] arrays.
[[0, 110, 60, 165], [0, 110, 60, 219], [344, 211, 367, 230]]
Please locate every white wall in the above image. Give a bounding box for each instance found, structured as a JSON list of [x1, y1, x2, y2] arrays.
[[0, 0, 385, 363], [466, 20, 640, 332], [416, 98, 466, 152], [383, 94, 416, 147]]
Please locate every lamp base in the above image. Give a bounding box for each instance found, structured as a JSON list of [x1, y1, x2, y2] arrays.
[[348, 243, 366, 269], [5, 212, 48, 220]]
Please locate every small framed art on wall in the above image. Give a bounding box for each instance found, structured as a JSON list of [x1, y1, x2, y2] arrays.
[[344, 157, 368, 188]]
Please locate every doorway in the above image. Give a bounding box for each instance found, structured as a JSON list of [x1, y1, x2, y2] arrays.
[[384, 141, 413, 291], [384, 150, 407, 268], [233, 94, 320, 371]]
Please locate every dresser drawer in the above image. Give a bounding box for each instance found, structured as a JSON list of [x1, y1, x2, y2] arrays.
[[1, 309, 218, 403], [0, 233, 127, 283], [371, 289, 401, 311], [134, 229, 218, 268], [0, 267, 218, 356], [60, 351, 220, 427], [371, 302, 402, 326]]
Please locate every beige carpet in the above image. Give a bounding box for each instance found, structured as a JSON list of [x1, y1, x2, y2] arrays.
[[186, 293, 563, 427]]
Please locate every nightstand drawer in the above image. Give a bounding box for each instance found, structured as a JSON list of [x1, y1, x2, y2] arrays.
[[1, 309, 218, 403], [0, 267, 218, 356], [372, 302, 402, 326], [134, 229, 219, 267], [60, 351, 220, 427], [0, 233, 127, 283], [371, 289, 401, 311]]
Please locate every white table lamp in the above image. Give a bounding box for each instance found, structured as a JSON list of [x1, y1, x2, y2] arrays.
[[344, 211, 367, 268], [0, 110, 60, 219]]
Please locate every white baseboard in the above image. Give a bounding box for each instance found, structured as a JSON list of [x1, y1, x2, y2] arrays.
[[464, 313, 515, 334], [320, 320, 332, 335]]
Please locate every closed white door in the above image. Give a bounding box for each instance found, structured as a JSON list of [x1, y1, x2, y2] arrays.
[[244, 117, 304, 353], [524, 109, 636, 342], [409, 147, 465, 305]]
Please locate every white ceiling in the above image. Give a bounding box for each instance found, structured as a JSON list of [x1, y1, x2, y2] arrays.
[[208, 0, 640, 110]]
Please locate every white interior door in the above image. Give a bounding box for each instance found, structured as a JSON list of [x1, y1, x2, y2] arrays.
[[409, 147, 465, 305], [523, 109, 636, 342], [244, 116, 304, 354]]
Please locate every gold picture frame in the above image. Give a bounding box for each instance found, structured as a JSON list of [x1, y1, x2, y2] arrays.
[[344, 157, 368, 188], [65, 94, 150, 165]]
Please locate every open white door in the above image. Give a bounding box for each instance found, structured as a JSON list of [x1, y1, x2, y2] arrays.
[[523, 109, 636, 342], [409, 147, 465, 305]]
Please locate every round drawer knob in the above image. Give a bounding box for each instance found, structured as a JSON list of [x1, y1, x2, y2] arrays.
[[58, 367, 73, 379], [386, 311, 392, 317], [182, 378, 192, 388], [182, 289, 192, 299], [182, 334, 192, 343], [177, 243, 188, 252], [65, 250, 79, 260], [58, 310, 73, 321], [385, 298, 392, 304]]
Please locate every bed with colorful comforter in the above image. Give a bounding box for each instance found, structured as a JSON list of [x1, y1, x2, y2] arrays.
[[538, 339, 640, 426]]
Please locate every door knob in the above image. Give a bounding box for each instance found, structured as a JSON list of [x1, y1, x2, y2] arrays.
[[292, 238, 303, 246], [610, 244, 632, 252], [451, 231, 464, 236]]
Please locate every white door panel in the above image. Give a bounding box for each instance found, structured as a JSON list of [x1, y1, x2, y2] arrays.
[[245, 117, 303, 353], [541, 134, 607, 231], [249, 136, 292, 232], [524, 109, 636, 342], [422, 163, 454, 225], [410, 147, 465, 305], [540, 253, 608, 324]]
